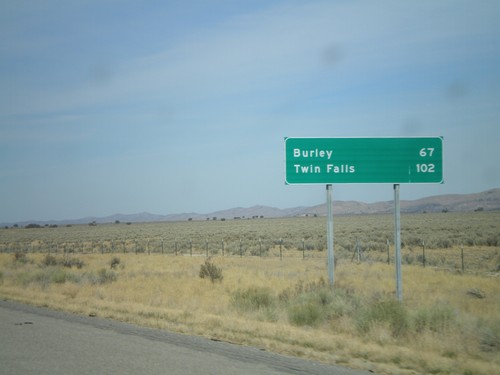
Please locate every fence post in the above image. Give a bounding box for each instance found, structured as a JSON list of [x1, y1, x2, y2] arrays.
[[386, 239, 390, 265], [190, 239, 192, 257], [279, 238, 282, 261], [302, 238, 305, 259], [422, 240, 426, 267], [461, 244, 465, 273], [221, 239, 224, 257], [205, 239, 209, 257], [351, 239, 360, 263], [239, 239, 242, 258], [161, 239, 164, 254], [259, 238, 262, 257]]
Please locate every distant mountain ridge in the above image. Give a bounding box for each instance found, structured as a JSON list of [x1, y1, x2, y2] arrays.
[[4, 189, 499, 227], [306, 188, 500, 216]]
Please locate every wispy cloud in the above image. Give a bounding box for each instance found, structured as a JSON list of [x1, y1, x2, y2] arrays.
[[4, 1, 497, 117]]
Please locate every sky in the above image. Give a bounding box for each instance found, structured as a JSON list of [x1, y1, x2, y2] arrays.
[[1, 0, 499, 223]]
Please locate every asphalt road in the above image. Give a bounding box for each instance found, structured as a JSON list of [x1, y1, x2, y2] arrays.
[[0, 300, 370, 375]]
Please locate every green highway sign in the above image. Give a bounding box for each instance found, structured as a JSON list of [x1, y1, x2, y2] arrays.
[[285, 137, 443, 184]]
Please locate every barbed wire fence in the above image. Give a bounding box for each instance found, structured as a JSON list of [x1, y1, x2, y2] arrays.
[[1, 237, 498, 274]]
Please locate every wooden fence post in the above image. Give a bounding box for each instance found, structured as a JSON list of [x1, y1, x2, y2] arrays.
[[461, 244, 465, 273], [422, 240, 426, 267], [386, 239, 390, 265]]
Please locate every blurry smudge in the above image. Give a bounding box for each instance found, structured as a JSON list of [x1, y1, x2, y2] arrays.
[[155, 106, 176, 124], [321, 44, 342, 67], [400, 117, 423, 135], [446, 81, 468, 100], [89, 65, 113, 86], [481, 166, 500, 186]]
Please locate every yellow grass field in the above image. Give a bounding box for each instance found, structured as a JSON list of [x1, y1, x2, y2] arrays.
[[1, 212, 499, 374]]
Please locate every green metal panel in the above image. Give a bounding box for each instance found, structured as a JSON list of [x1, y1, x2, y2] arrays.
[[284, 137, 443, 184]]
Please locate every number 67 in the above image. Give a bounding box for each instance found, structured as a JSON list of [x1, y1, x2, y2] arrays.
[[419, 148, 434, 157]]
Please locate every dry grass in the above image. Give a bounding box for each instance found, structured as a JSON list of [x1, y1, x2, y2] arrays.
[[1, 212, 498, 374], [1, 251, 499, 375]]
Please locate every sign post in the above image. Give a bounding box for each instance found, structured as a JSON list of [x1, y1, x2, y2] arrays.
[[285, 137, 443, 296], [326, 184, 334, 286], [394, 184, 402, 302]]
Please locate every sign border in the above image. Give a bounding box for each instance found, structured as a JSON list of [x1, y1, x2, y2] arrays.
[[284, 136, 444, 185]]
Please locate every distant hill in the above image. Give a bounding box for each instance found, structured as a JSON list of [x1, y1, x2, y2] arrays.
[[304, 188, 500, 216], [3, 189, 499, 227]]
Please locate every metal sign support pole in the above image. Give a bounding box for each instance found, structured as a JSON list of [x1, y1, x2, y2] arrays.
[[326, 184, 335, 287], [394, 184, 403, 302]]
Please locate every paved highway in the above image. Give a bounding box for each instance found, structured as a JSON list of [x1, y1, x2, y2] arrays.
[[0, 300, 370, 375]]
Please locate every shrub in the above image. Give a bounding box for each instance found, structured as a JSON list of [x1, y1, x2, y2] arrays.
[[478, 319, 500, 352], [25, 223, 42, 228], [231, 287, 275, 311], [62, 258, 84, 269], [50, 267, 70, 284], [29, 270, 51, 288], [15, 266, 79, 288], [96, 268, 117, 284], [82, 268, 117, 285], [436, 238, 452, 248], [288, 300, 324, 327], [403, 253, 415, 265], [280, 279, 344, 327], [327, 289, 361, 319], [278, 278, 328, 303], [43, 254, 58, 266], [356, 299, 409, 337], [485, 234, 499, 247], [13, 252, 28, 264], [199, 260, 223, 283], [110, 257, 121, 269], [413, 303, 456, 333], [42, 255, 84, 269]]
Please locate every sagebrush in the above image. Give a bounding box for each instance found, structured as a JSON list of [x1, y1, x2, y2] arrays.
[[199, 259, 223, 283]]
